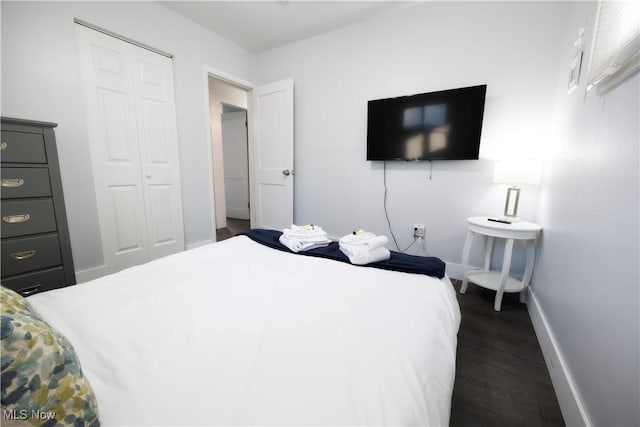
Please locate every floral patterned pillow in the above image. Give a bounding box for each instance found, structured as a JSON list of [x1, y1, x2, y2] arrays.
[[1, 286, 100, 426]]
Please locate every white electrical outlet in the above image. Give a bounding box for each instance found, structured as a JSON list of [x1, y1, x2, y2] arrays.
[[413, 224, 425, 238]]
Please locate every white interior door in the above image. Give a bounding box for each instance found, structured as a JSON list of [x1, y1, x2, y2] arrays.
[[76, 24, 184, 273], [222, 110, 250, 220], [250, 79, 294, 230]]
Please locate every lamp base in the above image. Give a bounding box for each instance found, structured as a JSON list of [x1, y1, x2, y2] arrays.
[[503, 187, 521, 218]]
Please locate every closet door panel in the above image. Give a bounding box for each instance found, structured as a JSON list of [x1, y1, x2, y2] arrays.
[[140, 99, 169, 164], [78, 26, 148, 272], [147, 184, 175, 246], [109, 185, 145, 255], [91, 44, 125, 77], [134, 50, 184, 260], [97, 88, 136, 163]]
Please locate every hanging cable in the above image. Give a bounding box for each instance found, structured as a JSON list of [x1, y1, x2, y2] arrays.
[[383, 161, 417, 253]]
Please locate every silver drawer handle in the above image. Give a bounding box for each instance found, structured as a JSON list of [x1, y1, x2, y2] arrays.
[[1, 178, 25, 188], [0, 142, 6, 150], [20, 285, 42, 296], [10, 250, 37, 260], [2, 214, 30, 224]]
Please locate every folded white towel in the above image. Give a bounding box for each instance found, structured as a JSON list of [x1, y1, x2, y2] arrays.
[[280, 224, 330, 252], [339, 234, 388, 250], [279, 234, 331, 252], [290, 224, 324, 234], [283, 225, 327, 241], [283, 229, 327, 239], [339, 243, 390, 265]]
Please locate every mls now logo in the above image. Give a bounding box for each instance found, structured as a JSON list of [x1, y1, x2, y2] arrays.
[[3, 409, 56, 421]]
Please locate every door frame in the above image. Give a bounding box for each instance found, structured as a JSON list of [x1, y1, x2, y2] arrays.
[[202, 66, 254, 243]]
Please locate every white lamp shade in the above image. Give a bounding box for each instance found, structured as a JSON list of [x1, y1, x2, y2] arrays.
[[493, 159, 542, 185]]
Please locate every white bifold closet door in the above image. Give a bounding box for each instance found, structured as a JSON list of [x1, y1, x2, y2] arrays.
[[76, 24, 184, 274]]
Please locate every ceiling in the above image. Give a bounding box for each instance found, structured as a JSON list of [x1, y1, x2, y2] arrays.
[[159, 1, 414, 53]]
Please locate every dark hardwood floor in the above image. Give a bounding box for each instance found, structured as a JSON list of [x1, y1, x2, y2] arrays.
[[450, 279, 564, 427], [216, 218, 250, 241]]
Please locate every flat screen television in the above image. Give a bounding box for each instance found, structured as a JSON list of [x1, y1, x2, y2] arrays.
[[367, 84, 487, 161]]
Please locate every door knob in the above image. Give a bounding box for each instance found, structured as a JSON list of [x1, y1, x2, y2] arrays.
[[282, 170, 291, 176]]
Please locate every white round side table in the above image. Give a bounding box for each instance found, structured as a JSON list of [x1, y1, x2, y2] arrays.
[[460, 216, 542, 311]]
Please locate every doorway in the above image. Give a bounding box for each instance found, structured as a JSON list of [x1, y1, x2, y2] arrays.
[[208, 77, 251, 240], [218, 105, 251, 241], [205, 69, 295, 243]]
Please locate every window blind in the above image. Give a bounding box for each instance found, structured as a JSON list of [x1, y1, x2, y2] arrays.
[[588, 0, 640, 94]]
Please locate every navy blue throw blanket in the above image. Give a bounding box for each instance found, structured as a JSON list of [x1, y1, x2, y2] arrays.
[[239, 229, 445, 279]]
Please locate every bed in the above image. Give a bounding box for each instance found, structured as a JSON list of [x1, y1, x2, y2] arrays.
[[3, 231, 460, 426]]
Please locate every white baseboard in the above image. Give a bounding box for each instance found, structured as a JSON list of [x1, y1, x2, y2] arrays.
[[445, 261, 464, 280], [527, 290, 591, 427], [75, 265, 108, 283]]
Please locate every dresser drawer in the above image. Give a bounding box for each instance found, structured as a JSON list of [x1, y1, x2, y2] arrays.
[[1, 266, 66, 296], [1, 167, 52, 199], [0, 130, 47, 163], [1, 234, 62, 277], [1, 199, 57, 238]]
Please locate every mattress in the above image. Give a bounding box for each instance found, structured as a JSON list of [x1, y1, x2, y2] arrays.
[[28, 235, 461, 426]]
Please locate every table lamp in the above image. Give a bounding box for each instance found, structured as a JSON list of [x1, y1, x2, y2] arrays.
[[493, 159, 542, 222]]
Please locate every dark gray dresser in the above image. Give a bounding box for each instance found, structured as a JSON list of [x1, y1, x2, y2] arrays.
[[1, 117, 76, 296]]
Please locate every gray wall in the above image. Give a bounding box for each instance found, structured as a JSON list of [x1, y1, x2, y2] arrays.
[[534, 2, 640, 425], [1, 1, 256, 277]]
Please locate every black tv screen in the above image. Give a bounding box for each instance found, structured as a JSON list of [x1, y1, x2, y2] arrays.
[[367, 84, 487, 161]]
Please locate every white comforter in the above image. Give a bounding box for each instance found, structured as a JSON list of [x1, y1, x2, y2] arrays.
[[28, 236, 460, 426]]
